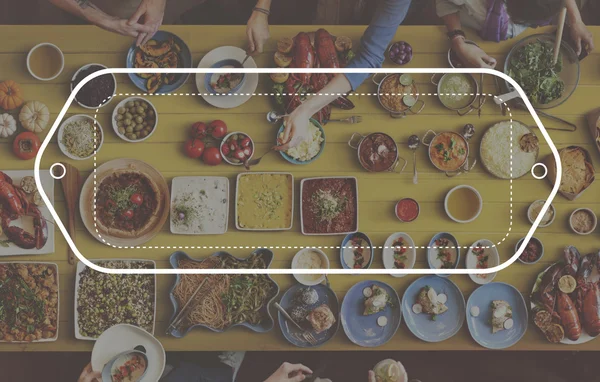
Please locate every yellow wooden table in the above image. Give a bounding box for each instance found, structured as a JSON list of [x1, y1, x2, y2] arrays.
[[0, 25, 599, 351]]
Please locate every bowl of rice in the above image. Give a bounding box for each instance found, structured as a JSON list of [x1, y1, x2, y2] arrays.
[[58, 114, 103, 160], [277, 118, 325, 165]]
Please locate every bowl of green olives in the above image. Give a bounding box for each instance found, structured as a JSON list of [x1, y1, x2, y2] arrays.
[[111, 97, 158, 142]]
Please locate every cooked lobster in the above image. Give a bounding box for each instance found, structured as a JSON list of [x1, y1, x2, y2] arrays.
[[557, 292, 582, 341], [583, 281, 600, 337], [0, 171, 48, 250], [563, 245, 581, 278], [537, 262, 563, 312], [315, 29, 339, 70], [293, 32, 315, 85]]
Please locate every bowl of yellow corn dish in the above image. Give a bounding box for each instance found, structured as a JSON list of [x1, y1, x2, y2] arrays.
[[277, 118, 325, 164]]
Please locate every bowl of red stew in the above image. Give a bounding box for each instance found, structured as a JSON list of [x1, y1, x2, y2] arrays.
[[348, 132, 407, 173], [516, 236, 544, 264], [395, 198, 419, 222]]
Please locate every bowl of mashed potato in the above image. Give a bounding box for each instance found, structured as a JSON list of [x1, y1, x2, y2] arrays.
[[277, 119, 325, 164], [292, 248, 330, 286]]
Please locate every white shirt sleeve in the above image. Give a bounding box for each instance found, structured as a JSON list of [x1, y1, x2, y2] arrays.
[[436, 0, 461, 18]]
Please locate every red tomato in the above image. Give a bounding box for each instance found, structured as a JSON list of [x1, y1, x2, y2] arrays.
[[202, 147, 222, 166], [184, 139, 205, 159], [190, 122, 208, 139], [209, 120, 228, 139], [13, 132, 41, 160], [130, 193, 143, 206], [240, 137, 251, 148], [122, 209, 134, 219], [220, 143, 230, 156]]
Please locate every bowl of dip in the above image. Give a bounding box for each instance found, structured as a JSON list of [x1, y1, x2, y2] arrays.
[[395, 198, 419, 222], [444, 185, 483, 224], [205, 59, 246, 95], [340, 232, 374, 270], [527, 200, 555, 228], [292, 248, 330, 286], [569, 208, 597, 235], [516, 237, 544, 264]]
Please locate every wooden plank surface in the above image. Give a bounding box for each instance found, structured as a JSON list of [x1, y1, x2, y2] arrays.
[[0, 25, 599, 351]]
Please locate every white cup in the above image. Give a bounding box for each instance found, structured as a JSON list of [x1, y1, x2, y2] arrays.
[[26, 43, 64, 81]]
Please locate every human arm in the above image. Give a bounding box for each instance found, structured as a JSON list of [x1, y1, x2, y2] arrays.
[[77, 363, 101, 382], [565, 0, 594, 56], [264, 362, 313, 382], [47, 0, 154, 38], [246, 0, 272, 55], [438, 8, 496, 68], [127, 0, 167, 46]]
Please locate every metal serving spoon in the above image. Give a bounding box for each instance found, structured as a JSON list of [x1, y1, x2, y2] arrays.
[[408, 135, 420, 184]]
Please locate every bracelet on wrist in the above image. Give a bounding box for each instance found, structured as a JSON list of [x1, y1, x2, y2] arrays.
[[253, 7, 270, 16], [447, 29, 466, 41]]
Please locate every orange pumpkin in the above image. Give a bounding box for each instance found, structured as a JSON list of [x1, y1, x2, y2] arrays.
[[0, 80, 24, 111]]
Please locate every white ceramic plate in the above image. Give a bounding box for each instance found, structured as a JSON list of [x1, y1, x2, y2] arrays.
[[170, 176, 229, 235], [0, 170, 54, 256], [91, 324, 165, 382], [235, 172, 294, 231], [0, 262, 59, 343], [196, 46, 258, 109], [74, 259, 157, 341], [382, 232, 416, 278], [465, 239, 499, 285]]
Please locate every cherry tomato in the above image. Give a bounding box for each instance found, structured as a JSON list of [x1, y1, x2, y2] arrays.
[[202, 147, 222, 166], [208, 120, 228, 139], [13, 132, 41, 160], [240, 137, 251, 148], [122, 209, 134, 219], [130, 193, 143, 206], [190, 122, 208, 139], [220, 143, 230, 156], [184, 139, 205, 159]]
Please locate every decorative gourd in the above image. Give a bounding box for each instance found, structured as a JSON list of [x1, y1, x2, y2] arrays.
[[0, 80, 24, 111], [19, 101, 49, 133], [0, 113, 17, 138]]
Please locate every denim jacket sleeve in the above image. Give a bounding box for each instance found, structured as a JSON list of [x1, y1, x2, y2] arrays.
[[344, 0, 413, 90]]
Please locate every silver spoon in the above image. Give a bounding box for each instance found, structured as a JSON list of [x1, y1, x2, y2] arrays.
[[244, 148, 275, 170], [408, 135, 420, 184], [267, 111, 288, 124]]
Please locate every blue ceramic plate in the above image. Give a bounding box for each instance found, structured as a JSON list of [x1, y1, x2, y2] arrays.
[[341, 280, 401, 347], [204, 59, 246, 95], [278, 283, 339, 348], [277, 119, 326, 165], [340, 232, 374, 270], [466, 282, 528, 349], [126, 30, 192, 94], [426, 232, 460, 277], [167, 250, 279, 337], [402, 275, 465, 342]]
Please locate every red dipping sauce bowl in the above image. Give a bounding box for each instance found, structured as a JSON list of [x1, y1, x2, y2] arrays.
[[395, 198, 419, 222]]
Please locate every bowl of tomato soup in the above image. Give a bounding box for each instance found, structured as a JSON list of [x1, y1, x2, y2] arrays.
[[395, 198, 419, 222], [348, 132, 407, 173]]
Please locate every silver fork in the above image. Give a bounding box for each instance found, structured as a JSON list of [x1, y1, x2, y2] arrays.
[[274, 302, 318, 346], [326, 116, 363, 124]]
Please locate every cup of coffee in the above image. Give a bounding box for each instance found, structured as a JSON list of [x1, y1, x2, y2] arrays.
[[27, 43, 64, 81]]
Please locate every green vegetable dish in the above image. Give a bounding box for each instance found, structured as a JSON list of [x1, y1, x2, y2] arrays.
[[507, 40, 565, 105], [76, 260, 155, 339]]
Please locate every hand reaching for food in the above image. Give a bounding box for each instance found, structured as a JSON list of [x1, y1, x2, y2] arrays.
[[274, 108, 312, 151], [246, 10, 270, 55], [127, 0, 167, 46], [452, 38, 496, 68], [264, 362, 313, 382], [568, 20, 595, 56], [78, 363, 101, 382]]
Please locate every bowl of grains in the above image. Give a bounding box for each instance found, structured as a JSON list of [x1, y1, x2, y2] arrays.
[[58, 114, 103, 160], [71, 63, 117, 109]]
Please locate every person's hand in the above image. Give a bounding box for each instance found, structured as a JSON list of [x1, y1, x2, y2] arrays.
[[452, 37, 496, 68], [105, 18, 154, 38], [264, 362, 313, 382], [273, 108, 312, 151], [246, 10, 270, 55], [128, 0, 167, 46], [78, 363, 101, 382], [368, 370, 377, 382], [568, 20, 594, 56]]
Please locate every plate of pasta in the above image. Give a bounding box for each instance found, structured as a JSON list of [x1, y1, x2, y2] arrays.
[[167, 250, 279, 337]]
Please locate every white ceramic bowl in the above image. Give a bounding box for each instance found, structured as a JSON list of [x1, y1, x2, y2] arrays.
[[516, 237, 544, 264], [26, 43, 64, 81], [220, 131, 254, 165], [291, 248, 330, 286], [527, 200, 556, 228], [57, 114, 104, 161], [465, 239, 499, 285], [70, 63, 117, 109], [111, 97, 158, 143], [382, 232, 416, 278], [444, 185, 483, 224], [569, 208, 598, 235]]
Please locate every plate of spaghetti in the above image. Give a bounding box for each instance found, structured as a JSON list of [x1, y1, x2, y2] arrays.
[[167, 250, 279, 337]]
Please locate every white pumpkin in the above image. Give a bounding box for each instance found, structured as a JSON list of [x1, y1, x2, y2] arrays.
[[19, 101, 49, 133], [0, 113, 17, 138]]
